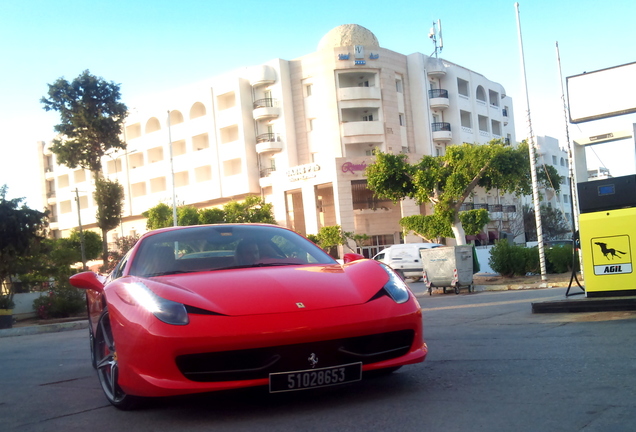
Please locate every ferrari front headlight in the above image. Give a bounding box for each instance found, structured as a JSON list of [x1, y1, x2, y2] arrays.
[[125, 282, 189, 325], [379, 263, 410, 304]]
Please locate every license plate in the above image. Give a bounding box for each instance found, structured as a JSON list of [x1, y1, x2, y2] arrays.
[[269, 362, 362, 393]]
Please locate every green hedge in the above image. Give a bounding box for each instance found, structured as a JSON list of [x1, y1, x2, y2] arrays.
[[489, 241, 575, 277]]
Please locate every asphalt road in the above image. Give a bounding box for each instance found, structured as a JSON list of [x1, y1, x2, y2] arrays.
[[2, 286, 636, 432]]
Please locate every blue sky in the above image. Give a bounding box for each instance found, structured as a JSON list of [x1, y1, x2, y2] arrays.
[[2, 0, 635, 208]]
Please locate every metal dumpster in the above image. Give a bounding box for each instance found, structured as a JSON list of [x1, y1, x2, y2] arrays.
[[420, 245, 474, 295]]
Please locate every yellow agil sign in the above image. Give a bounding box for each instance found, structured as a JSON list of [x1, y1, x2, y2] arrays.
[[579, 207, 636, 295], [591, 235, 632, 275]]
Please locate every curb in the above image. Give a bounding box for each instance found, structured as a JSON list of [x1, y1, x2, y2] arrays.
[[412, 281, 574, 297], [0, 320, 88, 338]]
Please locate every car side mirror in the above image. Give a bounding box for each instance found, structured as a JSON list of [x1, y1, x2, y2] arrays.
[[69, 271, 105, 293], [343, 253, 365, 263]]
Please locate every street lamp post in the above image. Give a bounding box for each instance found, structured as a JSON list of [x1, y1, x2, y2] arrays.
[[74, 188, 87, 271], [167, 110, 178, 226]]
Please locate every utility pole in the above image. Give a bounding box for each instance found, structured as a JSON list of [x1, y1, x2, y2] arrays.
[[74, 188, 87, 271]]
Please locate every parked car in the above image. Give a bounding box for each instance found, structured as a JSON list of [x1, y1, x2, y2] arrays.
[[70, 224, 427, 409], [372, 243, 443, 281]]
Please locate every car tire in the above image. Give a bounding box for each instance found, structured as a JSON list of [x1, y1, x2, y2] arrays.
[[89, 325, 97, 369], [94, 308, 143, 410]]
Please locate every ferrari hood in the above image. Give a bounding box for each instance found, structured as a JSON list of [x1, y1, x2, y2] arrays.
[[141, 260, 390, 316]]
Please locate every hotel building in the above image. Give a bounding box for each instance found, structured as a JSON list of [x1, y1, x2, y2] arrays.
[[39, 24, 518, 257]]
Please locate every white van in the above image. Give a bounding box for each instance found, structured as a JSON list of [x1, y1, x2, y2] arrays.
[[372, 243, 443, 281]]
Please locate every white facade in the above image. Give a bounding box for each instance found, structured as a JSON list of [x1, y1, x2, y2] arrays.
[[526, 135, 573, 229], [39, 24, 518, 257]]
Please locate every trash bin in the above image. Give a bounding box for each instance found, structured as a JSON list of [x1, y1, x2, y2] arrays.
[[420, 245, 474, 295]]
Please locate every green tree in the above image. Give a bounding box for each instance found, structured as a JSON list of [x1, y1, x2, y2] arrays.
[[103, 233, 140, 273], [41, 70, 128, 179], [177, 206, 200, 226], [366, 140, 562, 245], [0, 186, 48, 308], [222, 196, 276, 224], [143, 203, 173, 230], [93, 178, 124, 265], [67, 229, 102, 262], [523, 205, 571, 242], [199, 207, 225, 224]]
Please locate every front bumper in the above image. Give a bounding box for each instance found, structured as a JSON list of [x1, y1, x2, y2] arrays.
[[108, 295, 426, 397]]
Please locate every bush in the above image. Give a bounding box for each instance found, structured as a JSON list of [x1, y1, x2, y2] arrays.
[[489, 241, 576, 277], [545, 245, 575, 273], [33, 284, 85, 319], [488, 240, 528, 277]]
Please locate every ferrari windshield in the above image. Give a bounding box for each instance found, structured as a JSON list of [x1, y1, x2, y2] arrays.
[[128, 225, 337, 277]]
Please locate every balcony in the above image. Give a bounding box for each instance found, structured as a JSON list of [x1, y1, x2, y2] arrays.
[[460, 203, 516, 213], [248, 65, 276, 87], [259, 167, 276, 188], [253, 98, 280, 121], [431, 122, 452, 142], [342, 121, 384, 138], [338, 86, 381, 101], [428, 89, 449, 110], [255, 133, 283, 154]]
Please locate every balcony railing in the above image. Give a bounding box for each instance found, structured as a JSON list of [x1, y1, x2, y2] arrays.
[[256, 132, 281, 143], [431, 122, 451, 132], [260, 167, 276, 178], [253, 98, 276, 109], [428, 89, 449, 99]]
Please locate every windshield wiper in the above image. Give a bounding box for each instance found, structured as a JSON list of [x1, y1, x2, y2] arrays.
[[219, 262, 304, 270], [145, 270, 196, 277]]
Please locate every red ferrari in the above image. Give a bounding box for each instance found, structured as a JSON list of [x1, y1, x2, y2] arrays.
[[70, 224, 427, 409]]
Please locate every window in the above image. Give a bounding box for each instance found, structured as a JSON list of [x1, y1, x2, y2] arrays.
[[457, 78, 469, 97], [60, 200, 72, 214], [396, 78, 403, 93], [308, 118, 315, 131], [478, 115, 489, 132], [58, 174, 69, 188], [491, 120, 502, 136], [489, 90, 500, 107], [305, 84, 312, 97], [192, 133, 209, 151], [560, 157, 565, 166], [399, 114, 405, 126], [217, 92, 236, 110], [363, 114, 373, 121], [351, 180, 391, 210], [223, 158, 242, 176], [190, 102, 206, 119], [460, 110, 472, 128], [476, 85, 486, 102], [552, 155, 557, 165]]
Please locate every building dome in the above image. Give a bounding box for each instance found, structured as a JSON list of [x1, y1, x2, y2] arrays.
[[317, 24, 379, 50]]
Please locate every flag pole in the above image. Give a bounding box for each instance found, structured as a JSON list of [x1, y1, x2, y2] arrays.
[[515, 2, 547, 281]]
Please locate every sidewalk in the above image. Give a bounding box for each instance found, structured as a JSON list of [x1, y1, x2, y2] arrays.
[[0, 316, 88, 338]]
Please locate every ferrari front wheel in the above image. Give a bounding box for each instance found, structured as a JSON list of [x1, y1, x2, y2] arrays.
[[94, 308, 142, 410]]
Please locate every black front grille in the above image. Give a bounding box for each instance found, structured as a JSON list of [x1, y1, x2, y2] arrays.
[[176, 330, 415, 382]]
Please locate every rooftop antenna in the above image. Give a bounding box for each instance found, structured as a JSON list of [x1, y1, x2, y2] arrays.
[[429, 19, 443, 58]]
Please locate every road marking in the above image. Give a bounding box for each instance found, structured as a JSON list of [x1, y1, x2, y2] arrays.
[[420, 296, 563, 312]]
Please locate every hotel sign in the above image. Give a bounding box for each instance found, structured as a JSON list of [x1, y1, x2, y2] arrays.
[[287, 163, 321, 182], [338, 46, 380, 65], [341, 161, 367, 174]]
